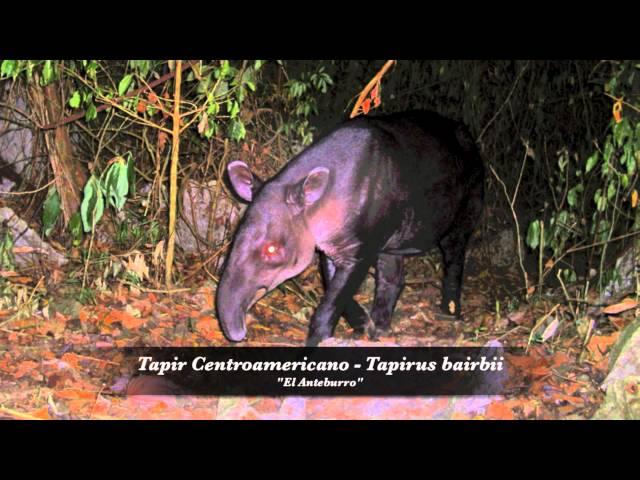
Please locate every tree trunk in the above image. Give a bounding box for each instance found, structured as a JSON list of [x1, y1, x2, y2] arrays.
[[28, 79, 87, 225]]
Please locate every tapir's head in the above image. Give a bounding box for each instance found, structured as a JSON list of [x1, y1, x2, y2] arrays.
[[216, 160, 331, 342]]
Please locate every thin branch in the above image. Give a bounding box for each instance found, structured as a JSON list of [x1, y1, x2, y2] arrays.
[[477, 61, 529, 143]]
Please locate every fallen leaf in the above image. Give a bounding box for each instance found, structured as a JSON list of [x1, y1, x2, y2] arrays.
[[55, 389, 97, 400], [14, 361, 39, 379], [541, 318, 560, 342], [586, 333, 619, 362], [485, 401, 516, 420], [30, 406, 52, 420], [603, 298, 637, 315]]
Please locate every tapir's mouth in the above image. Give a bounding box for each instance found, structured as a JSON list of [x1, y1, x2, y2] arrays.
[[249, 287, 268, 309]]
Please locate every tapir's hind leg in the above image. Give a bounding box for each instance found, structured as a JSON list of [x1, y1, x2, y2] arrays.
[[321, 254, 371, 334], [437, 179, 483, 319], [368, 253, 405, 338]]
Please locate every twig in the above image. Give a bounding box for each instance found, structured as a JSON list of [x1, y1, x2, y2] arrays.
[[349, 60, 396, 119], [120, 281, 190, 294], [477, 62, 529, 143], [0, 405, 43, 420], [41, 61, 198, 131], [0, 179, 55, 196], [489, 154, 530, 296], [526, 303, 560, 353]]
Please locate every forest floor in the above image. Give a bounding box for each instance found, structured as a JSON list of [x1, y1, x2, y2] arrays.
[[0, 235, 631, 420]]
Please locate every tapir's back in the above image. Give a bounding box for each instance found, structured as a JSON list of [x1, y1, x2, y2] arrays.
[[359, 110, 482, 180]]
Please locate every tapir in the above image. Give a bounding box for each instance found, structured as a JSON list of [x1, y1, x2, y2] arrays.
[[216, 110, 484, 346]]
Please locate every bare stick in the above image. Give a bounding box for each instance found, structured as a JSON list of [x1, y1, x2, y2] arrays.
[[489, 149, 530, 296], [165, 60, 183, 288]]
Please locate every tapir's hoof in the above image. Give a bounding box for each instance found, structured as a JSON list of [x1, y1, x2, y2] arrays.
[[366, 323, 391, 341], [433, 311, 463, 321], [306, 333, 330, 347], [352, 317, 374, 337], [351, 326, 367, 337]]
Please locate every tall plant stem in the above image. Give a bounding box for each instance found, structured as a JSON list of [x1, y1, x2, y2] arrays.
[[165, 60, 183, 288]]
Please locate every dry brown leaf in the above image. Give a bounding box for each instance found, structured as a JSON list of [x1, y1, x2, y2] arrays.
[[603, 297, 638, 315], [125, 253, 149, 281]]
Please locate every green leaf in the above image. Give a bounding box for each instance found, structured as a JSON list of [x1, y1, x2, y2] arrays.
[[42, 60, 54, 85], [603, 141, 614, 163], [614, 118, 632, 148], [68, 212, 83, 246], [526, 220, 541, 250], [585, 152, 599, 173], [42, 187, 61, 237], [85, 103, 97, 122], [229, 119, 246, 141], [0, 229, 15, 270], [69, 91, 81, 109], [103, 159, 129, 210], [207, 101, 220, 116], [204, 121, 217, 139], [213, 81, 228, 98], [1, 60, 16, 78], [80, 176, 104, 232], [567, 187, 578, 207], [118, 74, 134, 96], [621, 174, 629, 189], [126, 153, 135, 197], [624, 144, 635, 175], [242, 67, 256, 91], [231, 101, 240, 118]]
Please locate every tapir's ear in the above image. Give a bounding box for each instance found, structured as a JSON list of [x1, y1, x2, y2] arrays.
[[302, 167, 330, 205], [227, 161, 263, 202]]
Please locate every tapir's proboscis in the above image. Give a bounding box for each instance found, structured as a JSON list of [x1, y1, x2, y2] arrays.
[[216, 110, 485, 346]]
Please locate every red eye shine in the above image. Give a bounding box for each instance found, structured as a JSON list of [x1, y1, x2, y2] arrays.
[[261, 242, 283, 261]]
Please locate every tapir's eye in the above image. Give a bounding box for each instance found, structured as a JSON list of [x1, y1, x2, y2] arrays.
[[261, 242, 285, 263]]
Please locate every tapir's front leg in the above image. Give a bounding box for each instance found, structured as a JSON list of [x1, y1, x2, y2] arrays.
[[307, 259, 373, 346], [320, 254, 372, 334]]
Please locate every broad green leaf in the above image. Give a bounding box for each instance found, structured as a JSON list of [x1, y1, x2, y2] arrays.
[[526, 220, 541, 250], [1, 60, 16, 78], [118, 74, 134, 96], [85, 103, 97, 122], [69, 212, 83, 246], [229, 119, 246, 142], [115, 162, 129, 209], [585, 152, 599, 173], [622, 174, 629, 189], [207, 101, 220, 116], [80, 176, 104, 232], [205, 121, 217, 139], [213, 81, 228, 98], [603, 141, 614, 163], [624, 144, 635, 175], [69, 91, 81, 109], [229, 101, 239, 118], [126, 153, 135, 197], [103, 159, 129, 210], [42, 187, 61, 237]]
